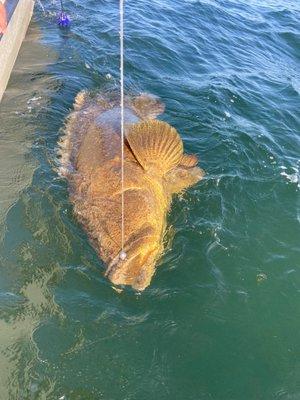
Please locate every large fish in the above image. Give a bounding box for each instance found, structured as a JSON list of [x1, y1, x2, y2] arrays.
[[59, 91, 204, 290]]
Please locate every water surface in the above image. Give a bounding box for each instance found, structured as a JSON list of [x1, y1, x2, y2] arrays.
[[0, 0, 299, 399]]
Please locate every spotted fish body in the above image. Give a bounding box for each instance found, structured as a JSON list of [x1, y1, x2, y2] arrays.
[[60, 92, 204, 290]]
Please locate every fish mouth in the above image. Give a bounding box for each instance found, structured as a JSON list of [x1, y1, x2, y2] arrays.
[[105, 234, 160, 291]]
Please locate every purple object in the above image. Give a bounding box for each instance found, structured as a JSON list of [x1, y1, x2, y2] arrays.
[[58, 12, 70, 28]]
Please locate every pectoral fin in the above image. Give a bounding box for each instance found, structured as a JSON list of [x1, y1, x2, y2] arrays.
[[180, 153, 199, 168], [132, 93, 165, 120], [126, 120, 183, 175]]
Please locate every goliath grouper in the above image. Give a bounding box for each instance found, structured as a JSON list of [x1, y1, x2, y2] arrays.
[[59, 91, 204, 290]]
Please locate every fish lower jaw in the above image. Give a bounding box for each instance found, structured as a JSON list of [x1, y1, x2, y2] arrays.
[[107, 266, 154, 292]]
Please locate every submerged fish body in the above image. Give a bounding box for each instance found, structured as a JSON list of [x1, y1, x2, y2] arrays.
[[60, 91, 204, 290]]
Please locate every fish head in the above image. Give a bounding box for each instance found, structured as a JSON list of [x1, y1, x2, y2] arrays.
[[106, 227, 162, 291]]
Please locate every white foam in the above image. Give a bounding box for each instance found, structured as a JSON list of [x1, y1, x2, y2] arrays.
[[280, 170, 299, 187], [291, 78, 300, 95]]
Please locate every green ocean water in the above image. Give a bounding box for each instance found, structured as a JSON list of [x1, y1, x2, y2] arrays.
[[0, 0, 299, 399]]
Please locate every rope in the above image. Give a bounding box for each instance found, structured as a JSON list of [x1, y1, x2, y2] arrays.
[[119, 0, 126, 261]]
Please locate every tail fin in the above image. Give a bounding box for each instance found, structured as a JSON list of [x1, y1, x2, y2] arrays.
[[126, 120, 183, 175], [132, 93, 165, 120]]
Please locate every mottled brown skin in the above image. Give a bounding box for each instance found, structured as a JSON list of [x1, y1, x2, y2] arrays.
[[60, 92, 204, 290]]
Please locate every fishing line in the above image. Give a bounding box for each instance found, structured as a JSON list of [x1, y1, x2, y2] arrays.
[[36, 0, 46, 15], [37, 0, 70, 27], [119, 0, 127, 261]]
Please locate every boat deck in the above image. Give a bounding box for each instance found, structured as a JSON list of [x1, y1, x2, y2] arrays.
[[0, 0, 34, 102]]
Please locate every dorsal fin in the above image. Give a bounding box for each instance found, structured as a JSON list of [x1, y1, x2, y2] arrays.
[[132, 93, 165, 120], [126, 120, 183, 175], [74, 90, 89, 110]]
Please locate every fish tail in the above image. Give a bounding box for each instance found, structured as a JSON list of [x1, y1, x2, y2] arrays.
[[132, 93, 165, 120]]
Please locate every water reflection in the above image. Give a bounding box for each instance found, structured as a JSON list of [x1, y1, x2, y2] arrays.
[[0, 23, 61, 398], [0, 23, 56, 231], [0, 267, 63, 398]]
